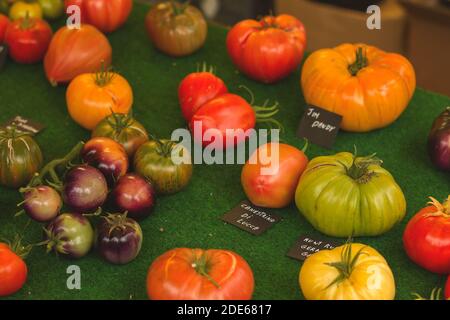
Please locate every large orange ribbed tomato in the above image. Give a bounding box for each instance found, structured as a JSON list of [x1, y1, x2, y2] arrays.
[[146, 248, 254, 300], [301, 43, 416, 132], [66, 70, 133, 130]]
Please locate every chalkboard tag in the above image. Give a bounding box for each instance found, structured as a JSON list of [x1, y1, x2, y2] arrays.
[[0, 45, 7, 71], [1, 116, 45, 135], [221, 200, 282, 235], [297, 105, 342, 149], [287, 234, 339, 261]]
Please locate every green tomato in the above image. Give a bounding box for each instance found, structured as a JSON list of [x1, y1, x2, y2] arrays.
[[38, 0, 64, 20], [134, 139, 192, 195], [0, 128, 43, 188], [295, 152, 406, 237]]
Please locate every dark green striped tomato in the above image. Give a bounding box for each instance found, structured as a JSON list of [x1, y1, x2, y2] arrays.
[[134, 139, 192, 195], [91, 113, 149, 158], [295, 152, 406, 237], [0, 128, 43, 188]]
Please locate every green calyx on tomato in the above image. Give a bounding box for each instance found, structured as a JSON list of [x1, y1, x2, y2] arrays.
[[190, 252, 221, 288], [343, 153, 382, 183], [169, 0, 189, 16], [324, 240, 365, 288], [348, 47, 368, 76], [93, 63, 114, 87]]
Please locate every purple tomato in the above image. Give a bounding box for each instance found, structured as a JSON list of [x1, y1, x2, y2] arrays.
[[23, 186, 62, 222]]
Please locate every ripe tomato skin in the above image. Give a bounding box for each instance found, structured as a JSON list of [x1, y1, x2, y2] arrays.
[[147, 248, 254, 300], [64, 0, 132, 33], [66, 71, 133, 130], [403, 199, 450, 274], [0, 244, 27, 297], [178, 72, 228, 122], [190, 93, 256, 149], [242, 143, 308, 208], [227, 14, 306, 83], [5, 17, 52, 64], [0, 14, 9, 44], [445, 276, 450, 300]]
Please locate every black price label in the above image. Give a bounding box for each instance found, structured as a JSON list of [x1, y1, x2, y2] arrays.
[[297, 105, 342, 149], [0, 45, 7, 71], [1, 115, 45, 135], [287, 234, 339, 261], [221, 200, 282, 235]]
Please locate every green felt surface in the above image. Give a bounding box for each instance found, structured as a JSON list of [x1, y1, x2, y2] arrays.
[[1, 2, 450, 300]]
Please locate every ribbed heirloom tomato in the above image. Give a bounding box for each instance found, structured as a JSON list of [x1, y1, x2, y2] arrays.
[[5, 16, 52, 64], [147, 248, 254, 300], [178, 69, 228, 122], [301, 43, 416, 132], [0, 243, 27, 297], [241, 142, 308, 208], [403, 196, 450, 274], [66, 69, 133, 130], [227, 14, 306, 83], [64, 0, 132, 33]]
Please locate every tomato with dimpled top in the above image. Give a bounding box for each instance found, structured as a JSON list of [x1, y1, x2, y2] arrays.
[[403, 196, 450, 274], [64, 0, 132, 33], [178, 69, 228, 122], [241, 142, 308, 208], [0, 14, 9, 43], [227, 14, 306, 83], [0, 243, 27, 297], [5, 15, 52, 64], [147, 248, 254, 300]]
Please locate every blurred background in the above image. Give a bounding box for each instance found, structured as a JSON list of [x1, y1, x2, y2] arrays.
[[153, 0, 450, 96]]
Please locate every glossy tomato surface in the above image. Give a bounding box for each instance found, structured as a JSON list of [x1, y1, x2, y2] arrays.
[[178, 71, 228, 122], [147, 248, 254, 300], [0, 244, 27, 297], [227, 14, 306, 83], [242, 142, 308, 208], [190, 93, 256, 149], [65, 0, 132, 33], [403, 197, 450, 274], [5, 16, 52, 63]]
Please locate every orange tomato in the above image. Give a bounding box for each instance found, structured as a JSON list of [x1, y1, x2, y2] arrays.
[[66, 70, 133, 130], [241, 142, 308, 208], [301, 43, 416, 132], [147, 248, 254, 300]]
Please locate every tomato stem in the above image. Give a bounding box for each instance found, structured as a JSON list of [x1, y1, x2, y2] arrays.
[[348, 47, 368, 76], [345, 151, 382, 183], [170, 0, 189, 16], [94, 61, 115, 87], [426, 197, 450, 217], [191, 252, 221, 289]]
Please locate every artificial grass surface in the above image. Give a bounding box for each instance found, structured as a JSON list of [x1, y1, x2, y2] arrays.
[[1, 2, 450, 300]]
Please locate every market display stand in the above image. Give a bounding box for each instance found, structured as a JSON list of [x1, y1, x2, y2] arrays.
[[1, 2, 449, 300]]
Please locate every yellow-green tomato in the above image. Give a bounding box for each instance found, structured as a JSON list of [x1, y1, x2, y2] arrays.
[[299, 243, 396, 300], [38, 0, 64, 20], [295, 152, 406, 237], [9, 1, 43, 20]]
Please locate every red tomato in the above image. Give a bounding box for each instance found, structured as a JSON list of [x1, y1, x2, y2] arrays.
[[0, 14, 9, 44], [0, 243, 27, 297], [226, 14, 306, 83], [403, 196, 450, 274], [190, 93, 256, 149], [241, 142, 308, 208], [5, 16, 52, 64], [64, 0, 132, 33], [147, 248, 254, 300], [178, 71, 228, 122], [446, 276, 450, 300]]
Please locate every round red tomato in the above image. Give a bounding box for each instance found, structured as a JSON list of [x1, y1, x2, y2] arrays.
[[0, 14, 9, 44], [178, 70, 228, 122], [0, 243, 27, 297], [5, 16, 52, 64], [147, 248, 254, 300], [403, 196, 450, 274], [190, 93, 256, 149], [226, 14, 306, 83], [445, 276, 449, 300], [241, 142, 308, 208], [64, 0, 132, 33]]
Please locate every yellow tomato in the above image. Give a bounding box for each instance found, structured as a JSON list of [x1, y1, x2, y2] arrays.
[[299, 243, 396, 300], [9, 1, 43, 20], [66, 70, 133, 130]]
